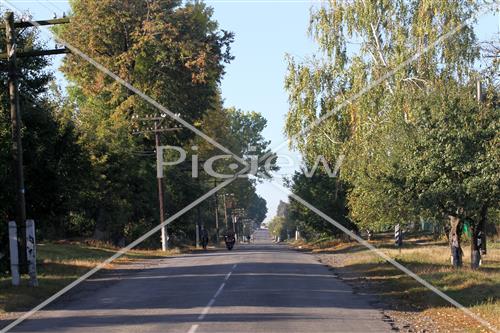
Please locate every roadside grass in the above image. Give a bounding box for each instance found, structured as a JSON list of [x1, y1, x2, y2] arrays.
[[0, 241, 179, 314], [294, 235, 500, 332]]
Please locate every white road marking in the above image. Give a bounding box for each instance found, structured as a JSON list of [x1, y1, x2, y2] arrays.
[[187, 324, 199, 333], [198, 298, 215, 320], [213, 282, 226, 299], [187, 263, 238, 333]]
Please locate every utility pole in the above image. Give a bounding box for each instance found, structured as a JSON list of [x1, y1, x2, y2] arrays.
[[154, 121, 167, 251], [207, 180, 225, 245], [132, 114, 182, 251], [2, 12, 70, 287], [232, 214, 237, 233], [223, 194, 228, 229], [213, 181, 220, 245], [5, 12, 27, 278], [222, 193, 236, 232], [232, 208, 245, 241]]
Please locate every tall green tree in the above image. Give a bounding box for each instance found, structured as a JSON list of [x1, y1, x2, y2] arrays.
[[398, 81, 498, 268], [0, 11, 90, 270], [284, 0, 497, 267], [286, 169, 354, 240], [56, 0, 234, 243], [190, 104, 271, 239]]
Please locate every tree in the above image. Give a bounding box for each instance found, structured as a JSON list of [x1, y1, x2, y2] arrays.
[[399, 81, 499, 268], [56, 0, 234, 243], [190, 104, 271, 239], [286, 169, 355, 240], [284, 0, 497, 267], [268, 216, 285, 241], [0, 11, 91, 270], [245, 192, 268, 228]]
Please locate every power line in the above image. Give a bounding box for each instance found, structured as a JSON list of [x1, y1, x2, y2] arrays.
[[35, 0, 65, 18], [131, 114, 183, 251]]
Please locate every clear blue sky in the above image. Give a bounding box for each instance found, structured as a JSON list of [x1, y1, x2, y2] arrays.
[[209, 1, 315, 223], [3, 1, 499, 224]]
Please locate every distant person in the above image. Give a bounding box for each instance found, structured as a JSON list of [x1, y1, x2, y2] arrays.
[[224, 230, 236, 250], [200, 226, 209, 250]]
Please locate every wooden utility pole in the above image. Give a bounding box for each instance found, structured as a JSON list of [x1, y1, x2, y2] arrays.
[[223, 194, 228, 229], [132, 114, 182, 251], [5, 12, 27, 276], [213, 181, 220, 244], [154, 121, 168, 251], [2, 12, 70, 286]]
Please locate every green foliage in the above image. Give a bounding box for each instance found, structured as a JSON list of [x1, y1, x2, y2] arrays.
[[268, 216, 288, 240], [400, 81, 499, 221], [287, 170, 356, 239], [53, 0, 236, 242], [192, 105, 271, 238], [0, 11, 91, 271], [0, 0, 270, 261], [283, 0, 497, 237]]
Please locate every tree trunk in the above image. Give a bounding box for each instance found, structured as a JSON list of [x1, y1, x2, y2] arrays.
[[470, 206, 487, 270], [449, 215, 463, 268], [93, 206, 108, 241]]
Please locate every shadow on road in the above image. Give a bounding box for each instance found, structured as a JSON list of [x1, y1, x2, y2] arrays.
[[2, 241, 391, 332]]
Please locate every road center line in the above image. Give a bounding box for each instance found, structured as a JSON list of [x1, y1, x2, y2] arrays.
[[213, 282, 226, 299], [187, 324, 199, 333], [198, 298, 215, 320], [188, 264, 238, 333]]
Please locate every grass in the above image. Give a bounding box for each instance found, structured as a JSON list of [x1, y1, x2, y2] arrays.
[[294, 235, 500, 332], [0, 240, 180, 315]]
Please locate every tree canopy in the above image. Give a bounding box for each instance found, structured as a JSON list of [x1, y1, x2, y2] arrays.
[[0, 0, 271, 270], [282, 0, 499, 267]]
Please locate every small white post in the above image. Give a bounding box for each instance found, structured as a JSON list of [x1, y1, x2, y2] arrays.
[[8, 221, 20, 286], [161, 227, 167, 252], [26, 220, 38, 287], [195, 222, 200, 248]]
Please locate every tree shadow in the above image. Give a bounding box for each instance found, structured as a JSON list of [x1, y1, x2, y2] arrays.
[[1, 247, 391, 332], [327, 259, 499, 312]]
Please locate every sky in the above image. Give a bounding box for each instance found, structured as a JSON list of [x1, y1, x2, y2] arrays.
[[2, 0, 499, 224], [209, 2, 316, 223]]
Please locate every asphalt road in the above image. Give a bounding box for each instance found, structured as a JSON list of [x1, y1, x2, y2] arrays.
[[8, 229, 391, 333]]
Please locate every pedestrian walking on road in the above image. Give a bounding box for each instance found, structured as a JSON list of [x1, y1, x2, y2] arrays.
[[201, 226, 209, 250]]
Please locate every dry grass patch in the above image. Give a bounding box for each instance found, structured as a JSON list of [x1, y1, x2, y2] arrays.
[[299, 235, 500, 332], [0, 241, 179, 315]]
